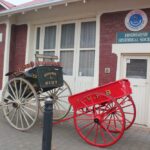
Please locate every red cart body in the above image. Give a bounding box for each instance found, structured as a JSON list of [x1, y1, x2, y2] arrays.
[[69, 79, 132, 110]]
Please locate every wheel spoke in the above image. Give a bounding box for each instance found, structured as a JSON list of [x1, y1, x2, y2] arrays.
[[21, 107, 34, 122], [58, 95, 69, 99], [53, 87, 61, 95], [102, 122, 116, 141], [5, 108, 14, 116], [123, 112, 134, 115], [20, 109, 30, 127], [19, 80, 22, 98], [22, 105, 36, 113], [113, 114, 117, 129], [8, 83, 16, 99], [14, 80, 19, 99], [79, 121, 94, 130], [20, 84, 28, 100], [57, 87, 68, 96], [85, 123, 96, 137], [119, 97, 128, 105], [56, 101, 67, 110], [113, 113, 123, 125], [19, 109, 24, 129], [57, 98, 68, 104], [121, 104, 133, 109], [94, 124, 99, 144], [107, 114, 113, 129], [16, 109, 19, 127], [10, 108, 17, 121], [99, 125, 106, 143], [104, 121, 121, 132]]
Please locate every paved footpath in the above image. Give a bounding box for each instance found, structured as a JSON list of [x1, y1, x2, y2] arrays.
[[0, 110, 150, 150]]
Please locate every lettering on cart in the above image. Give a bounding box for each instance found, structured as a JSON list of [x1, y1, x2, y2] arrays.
[[45, 81, 58, 85], [44, 72, 57, 79], [32, 74, 38, 78]]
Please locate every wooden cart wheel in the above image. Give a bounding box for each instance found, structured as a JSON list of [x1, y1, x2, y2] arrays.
[[74, 93, 125, 147], [117, 95, 136, 130], [2, 78, 39, 131], [39, 80, 72, 121]]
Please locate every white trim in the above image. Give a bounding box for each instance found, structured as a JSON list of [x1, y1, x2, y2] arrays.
[[0, 0, 82, 17], [2, 21, 11, 89], [92, 13, 100, 86], [112, 43, 150, 79], [25, 24, 31, 63], [0, 2, 9, 10]]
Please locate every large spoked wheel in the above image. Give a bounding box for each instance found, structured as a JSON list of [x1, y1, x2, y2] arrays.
[[2, 78, 39, 131], [39, 80, 72, 121], [117, 95, 136, 130], [74, 93, 125, 147]]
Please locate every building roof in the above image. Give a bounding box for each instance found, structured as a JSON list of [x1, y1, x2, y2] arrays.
[[0, 0, 82, 17], [18, 0, 59, 7], [0, 0, 15, 9]]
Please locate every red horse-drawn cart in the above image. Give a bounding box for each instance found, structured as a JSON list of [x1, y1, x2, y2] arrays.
[[1, 55, 136, 147]]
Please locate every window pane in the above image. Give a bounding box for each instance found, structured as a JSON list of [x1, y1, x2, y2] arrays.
[[79, 50, 95, 76], [80, 21, 96, 48], [126, 59, 147, 79], [61, 24, 75, 49], [35, 51, 39, 61], [36, 27, 40, 49], [44, 26, 56, 49], [60, 51, 74, 75]]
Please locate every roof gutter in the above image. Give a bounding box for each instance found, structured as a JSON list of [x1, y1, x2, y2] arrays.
[[0, 0, 82, 17]]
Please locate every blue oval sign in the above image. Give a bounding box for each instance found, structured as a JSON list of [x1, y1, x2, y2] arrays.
[[125, 10, 148, 31]]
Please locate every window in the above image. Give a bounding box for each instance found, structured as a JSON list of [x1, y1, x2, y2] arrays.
[[34, 20, 96, 77], [79, 21, 96, 76], [61, 24, 75, 49], [44, 26, 56, 49], [60, 23, 75, 75], [79, 50, 95, 76], [80, 22, 96, 48], [35, 25, 57, 61], [60, 51, 74, 75], [126, 59, 147, 79]]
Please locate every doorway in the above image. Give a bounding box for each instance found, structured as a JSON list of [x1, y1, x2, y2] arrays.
[[121, 55, 150, 126]]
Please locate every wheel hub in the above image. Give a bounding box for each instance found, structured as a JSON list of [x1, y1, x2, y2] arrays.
[[13, 100, 21, 108], [94, 115, 103, 125], [94, 118, 100, 124], [50, 94, 58, 104]]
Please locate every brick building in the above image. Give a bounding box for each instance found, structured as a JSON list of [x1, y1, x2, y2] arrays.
[[0, 0, 150, 127]]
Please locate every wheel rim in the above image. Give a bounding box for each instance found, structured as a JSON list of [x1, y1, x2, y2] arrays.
[[2, 78, 39, 131], [74, 93, 125, 147], [39, 80, 72, 121], [117, 95, 136, 130]]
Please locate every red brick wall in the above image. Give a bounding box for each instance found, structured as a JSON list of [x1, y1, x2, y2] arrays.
[[99, 9, 150, 85], [0, 24, 6, 89], [9, 24, 28, 72]]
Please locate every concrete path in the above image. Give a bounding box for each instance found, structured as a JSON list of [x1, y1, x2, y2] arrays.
[[0, 110, 150, 150]]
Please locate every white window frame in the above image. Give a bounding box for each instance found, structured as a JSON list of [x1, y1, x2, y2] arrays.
[[34, 18, 96, 76]]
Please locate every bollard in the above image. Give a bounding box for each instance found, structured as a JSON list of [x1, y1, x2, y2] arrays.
[[42, 98, 53, 150]]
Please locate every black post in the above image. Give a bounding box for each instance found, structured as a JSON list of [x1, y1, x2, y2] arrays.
[[42, 98, 53, 150]]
